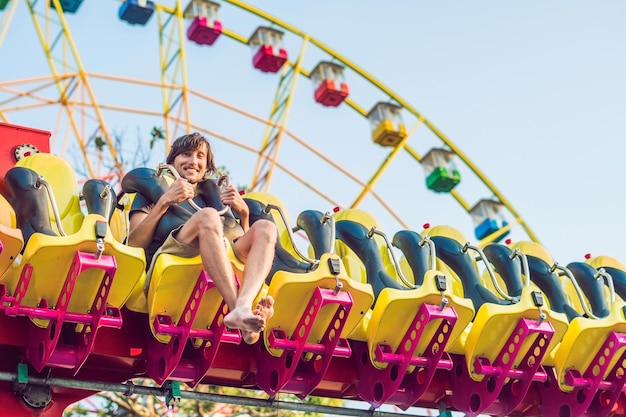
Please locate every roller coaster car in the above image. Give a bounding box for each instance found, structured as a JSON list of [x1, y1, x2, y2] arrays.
[[425, 228, 568, 417], [512, 241, 626, 417], [325, 210, 474, 409], [0, 154, 146, 375]]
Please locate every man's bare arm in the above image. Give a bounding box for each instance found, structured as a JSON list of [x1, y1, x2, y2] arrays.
[[127, 178, 195, 248]]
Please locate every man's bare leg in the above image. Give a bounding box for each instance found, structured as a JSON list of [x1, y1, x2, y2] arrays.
[[224, 220, 276, 334], [177, 209, 265, 332]]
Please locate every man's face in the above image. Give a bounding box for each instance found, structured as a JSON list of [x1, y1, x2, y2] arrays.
[[173, 143, 208, 184]]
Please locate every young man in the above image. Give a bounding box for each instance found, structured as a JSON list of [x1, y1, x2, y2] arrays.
[[128, 132, 276, 344]]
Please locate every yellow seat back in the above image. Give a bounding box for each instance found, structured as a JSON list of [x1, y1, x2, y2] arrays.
[[422, 225, 468, 298], [333, 209, 386, 285], [16, 153, 83, 235], [244, 191, 295, 255], [0, 193, 16, 228], [0, 194, 23, 278]]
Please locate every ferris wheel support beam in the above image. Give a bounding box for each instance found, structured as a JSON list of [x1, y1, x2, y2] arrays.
[[25, 1, 95, 178], [25, 0, 125, 178], [349, 118, 424, 210], [251, 36, 309, 192], [156, 1, 191, 152]]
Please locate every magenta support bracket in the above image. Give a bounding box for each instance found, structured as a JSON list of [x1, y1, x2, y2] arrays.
[[256, 287, 353, 398], [354, 302, 458, 409], [450, 317, 554, 417], [0, 251, 120, 373], [146, 271, 241, 386], [537, 331, 626, 417]]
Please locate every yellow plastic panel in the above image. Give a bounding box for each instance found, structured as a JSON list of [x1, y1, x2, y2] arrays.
[[588, 255, 626, 271], [0, 224, 23, 280], [3, 214, 145, 327], [244, 191, 293, 255], [110, 193, 136, 244], [0, 194, 22, 279], [463, 286, 568, 381], [0, 194, 16, 228], [264, 253, 374, 357], [366, 270, 474, 369], [333, 209, 382, 285], [146, 254, 205, 343], [423, 225, 472, 299], [16, 154, 83, 235], [511, 241, 554, 265], [552, 302, 626, 392]]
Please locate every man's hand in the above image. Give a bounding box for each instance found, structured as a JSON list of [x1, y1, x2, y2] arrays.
[[220, 185, 248, 217], [162, 178, 195, 206]]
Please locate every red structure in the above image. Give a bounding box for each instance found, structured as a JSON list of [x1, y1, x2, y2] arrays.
[[0, 122, 51, 177]]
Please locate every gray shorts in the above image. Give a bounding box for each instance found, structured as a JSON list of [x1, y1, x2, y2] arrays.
[[144, 224, 245, 293]]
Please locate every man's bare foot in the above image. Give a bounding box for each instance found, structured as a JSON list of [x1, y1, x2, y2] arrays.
[[224, 306, 264, 333], [255, 296, 275, 323], [241, 297, 275, 345]]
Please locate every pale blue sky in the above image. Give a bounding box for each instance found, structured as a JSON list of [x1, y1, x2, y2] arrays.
[[1, 0, 626, 266]]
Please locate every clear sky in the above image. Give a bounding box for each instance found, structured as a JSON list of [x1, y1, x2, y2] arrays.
[[2, 0, 626, 266]]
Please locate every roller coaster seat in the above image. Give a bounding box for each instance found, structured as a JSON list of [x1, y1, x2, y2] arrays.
[[263, 252, 374, 355], [0, 193, 23, 279], [332, 209, 386, 285], [2, 212, 146, 327], [587, 254, 626, 302], [2, 158, 146, 327], [421, 225, 475, 299], [243, 191, 295, 258], [15, 153, 83, 235]]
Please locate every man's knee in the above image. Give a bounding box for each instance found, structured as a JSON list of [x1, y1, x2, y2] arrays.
[[250, 219, 277, 245], [191, 208, 223, 234]]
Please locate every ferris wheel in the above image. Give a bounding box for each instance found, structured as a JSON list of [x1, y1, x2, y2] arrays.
[[0, 0, 539, 249]]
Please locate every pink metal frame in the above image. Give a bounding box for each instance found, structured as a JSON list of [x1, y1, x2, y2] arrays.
[[255, 287, 353, 398], [146, 270, 241, 386], [537, 330, 626, 417], [0, 251, 119, 373], [354, 302, 458, 409], [450, 317, 555, 417]]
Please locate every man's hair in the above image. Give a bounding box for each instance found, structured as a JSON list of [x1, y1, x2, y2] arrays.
[[166, 132, 216, 177]]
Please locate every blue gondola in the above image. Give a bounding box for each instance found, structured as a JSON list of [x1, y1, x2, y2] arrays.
[[119, 0, 155, 26]]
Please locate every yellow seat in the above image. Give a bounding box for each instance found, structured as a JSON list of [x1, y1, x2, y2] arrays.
[[144, 253, 225, 344], [244, 191, 296, 258], [550, 301, 626, 392], [2, 214, 146, 327], [4, 154, 146, 323], [257, 253, 375, 398], [333, 209, 383, 285], [264, 253, 374, 357], [426, 228, 569, 377], [464, 286, 568, 380], [0, 194, 23, 279], [365, 269, 474, 369], [16, 153, 83, 235]]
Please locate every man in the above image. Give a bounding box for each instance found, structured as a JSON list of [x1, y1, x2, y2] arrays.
[[128, 132, 276, 344]]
